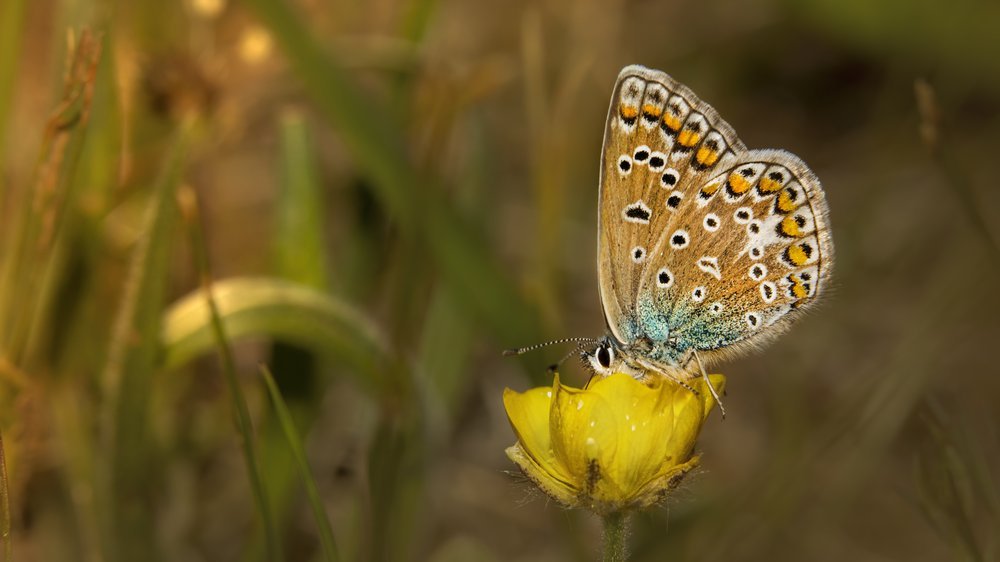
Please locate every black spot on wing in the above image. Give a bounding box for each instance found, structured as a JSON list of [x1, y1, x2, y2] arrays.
[[625, 205, 650, 222]]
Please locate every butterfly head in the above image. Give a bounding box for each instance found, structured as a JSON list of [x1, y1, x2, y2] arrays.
[[582, 336, 650, 379]]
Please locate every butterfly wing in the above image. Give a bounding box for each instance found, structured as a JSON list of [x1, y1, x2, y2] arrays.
[[597, 65, 746, 345], [598, 65, 833, 366]]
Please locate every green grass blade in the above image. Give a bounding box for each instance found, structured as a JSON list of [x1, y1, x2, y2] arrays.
[[259, 365, 340, 562], [275, 110, 329, 289], [161, 277, 391, 391], [0, 431, 10, 562], [367, 405, 425, 562], [241, 0, 413, 226], [417, 289, 473, 419], [400, 0, 438, 44], [245, 109, 332, 562], [0, 30, 103, 364], [179, 189, 282, 562], [100, 123, 188, 562]]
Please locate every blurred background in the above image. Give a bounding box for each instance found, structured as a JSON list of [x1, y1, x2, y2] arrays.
[[1, 0, 999, 560]]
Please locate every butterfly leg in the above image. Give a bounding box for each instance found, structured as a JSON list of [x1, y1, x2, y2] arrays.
[[691, 349, 726, 419]]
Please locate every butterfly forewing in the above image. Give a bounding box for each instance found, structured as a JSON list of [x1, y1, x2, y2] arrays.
[[598, 66, 743, 344], [597, 65, 832, 368]]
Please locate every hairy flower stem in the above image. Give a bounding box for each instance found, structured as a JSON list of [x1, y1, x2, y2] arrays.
[[602, 511, 630, 562]]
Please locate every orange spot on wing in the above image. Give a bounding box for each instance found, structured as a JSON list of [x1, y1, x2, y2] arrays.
[[758, 177, 782, 193], [779, 216, 802, 237], [727, 172, 751, 194], [620, 105, 639, 119], [677, 130, 700, 147], [776, 189, 798, 213], [642, 104, 662, 118], [701, 179, 723, 197], [662, 113, 682, 131], [696, 147, 720, 167], [789, 274, 809, 299], [786, 244, 809, 266]]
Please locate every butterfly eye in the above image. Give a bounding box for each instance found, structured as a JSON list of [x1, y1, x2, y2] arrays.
[[597, 345, 614, 369]]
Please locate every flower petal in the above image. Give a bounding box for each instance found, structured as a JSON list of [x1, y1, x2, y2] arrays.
[[503, 380, 575, 492], [583, 374, 677, 500], [549, 375, 621, 500], [502, 385, 553, 463]]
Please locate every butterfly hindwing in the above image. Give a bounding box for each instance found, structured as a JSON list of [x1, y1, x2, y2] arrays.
[[637, 149, 833, 360]]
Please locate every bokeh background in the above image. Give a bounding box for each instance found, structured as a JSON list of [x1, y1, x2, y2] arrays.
[[1, 0, 999, 560]]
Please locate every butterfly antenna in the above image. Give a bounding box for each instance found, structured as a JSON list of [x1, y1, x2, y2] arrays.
[[693, 349, 726, 419], [502, 337, 599, 357], [546, 342, 592, 374]]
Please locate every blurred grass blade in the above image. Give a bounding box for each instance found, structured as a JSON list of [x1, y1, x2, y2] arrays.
[[913, 79, 1000, 264], [100, 124, 188, 562], [400, 0, 438, 44], [242, 0, 413, 227], [913, 402, 992, 562], [179, 189, 281, 562], [246, 110, 332, 562], [0, 431, 10, 562], [259, 364, 340, 562], [162, 277, 390, 391], [417, 289, 473, 420], [0, 0, 27, 149], [914, 433, 984, 560], [276, 110, 329, 288], [244, 0, 541, 346], [368, 407, 425, 562], [74, 31, 122, 225], [0, 29, 102, 364]]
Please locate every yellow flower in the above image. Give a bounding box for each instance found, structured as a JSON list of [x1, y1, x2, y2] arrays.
[[504, 372, 725, 514]]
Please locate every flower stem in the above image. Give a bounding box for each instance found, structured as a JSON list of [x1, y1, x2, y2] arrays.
[[602, 511, 630, 562]]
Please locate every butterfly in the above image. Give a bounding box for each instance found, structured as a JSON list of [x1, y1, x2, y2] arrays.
[[566, 65, 834, 391]]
